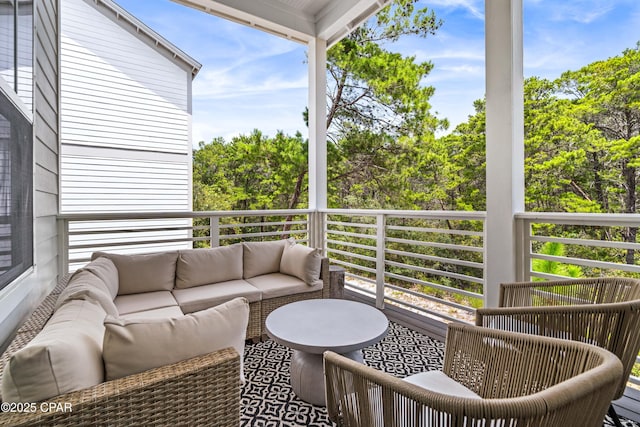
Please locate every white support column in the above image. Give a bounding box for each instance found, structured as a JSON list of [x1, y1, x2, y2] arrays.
[[484, 0, 524, 307], [308, 37, 328, 249]]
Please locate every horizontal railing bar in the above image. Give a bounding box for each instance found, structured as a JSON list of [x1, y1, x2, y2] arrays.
[[345, 272, 377, 285], [530, 235, 640, 251], [219, 229, 307, 240], [68, 237, 194, 250], [219, 220, 307, 229], [526, 271, 580, 282], [383, 294, 469, 324], [326, 229, 377, 240], [322, 209, 486, 221], [330, 259, 377, 274], [385, 260, 484, 285], [326, 238, 377, 252], [531, 253, 640, 274], [385, 271, 483, 300], [59, 209, 313, 221], [326, 220, 376, 229], [386, 225, 483, 237], [345, 282, 377, 296], [385, 248, 484, 270], [516, 212, 640, 227], [385, 282, 476, 313], [386, 237, 484, 253], [68, 226, 194, 236], [326, 248, 376, 263]]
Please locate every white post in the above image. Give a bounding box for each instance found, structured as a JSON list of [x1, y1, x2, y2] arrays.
[[485, 0, 524, 307], [308, 37, 328, 225], [210, 216, 220, 248], [376, 214, 386, 309]]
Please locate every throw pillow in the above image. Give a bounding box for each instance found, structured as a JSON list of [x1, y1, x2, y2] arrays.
[[279, 239, 322, 285], [103, 297, 250, 381]]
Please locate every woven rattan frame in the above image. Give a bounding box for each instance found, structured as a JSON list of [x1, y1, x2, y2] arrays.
[[475, 277, 640, 400], [324, 323, 622, 427]]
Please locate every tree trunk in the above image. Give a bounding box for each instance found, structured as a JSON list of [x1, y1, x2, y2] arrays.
[[282, 169, 307, 238], [623, 161, 637, 264]]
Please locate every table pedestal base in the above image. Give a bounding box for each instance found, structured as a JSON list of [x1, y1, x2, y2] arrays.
[[290, 349, 363, 407]]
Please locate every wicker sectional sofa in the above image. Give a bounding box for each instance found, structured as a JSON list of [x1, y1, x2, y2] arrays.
[[0, 239, 329, 426]]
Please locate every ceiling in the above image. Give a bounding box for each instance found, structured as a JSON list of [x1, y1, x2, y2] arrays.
[[170, 0, 391, 47]]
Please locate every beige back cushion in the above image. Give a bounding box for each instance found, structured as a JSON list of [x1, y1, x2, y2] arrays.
[[92, 251, 178, 295], [80, 257, 119, 299], [243, 240, 287, 279], [103, 297, 250, 381], [280, 240, 322, 285], [56, 270, 118, 317], [1, 299, 107, 403], [175, 244, 243, 289]]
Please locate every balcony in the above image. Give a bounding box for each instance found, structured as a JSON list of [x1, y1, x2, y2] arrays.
[[57, 208, 640, 423]]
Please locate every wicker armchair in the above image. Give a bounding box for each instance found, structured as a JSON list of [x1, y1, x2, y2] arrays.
[[475, 277, 640, 426], [324, 323, 622, 427]]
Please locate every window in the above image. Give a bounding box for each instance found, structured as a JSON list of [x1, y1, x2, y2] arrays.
[[0, 0, 33, 290]]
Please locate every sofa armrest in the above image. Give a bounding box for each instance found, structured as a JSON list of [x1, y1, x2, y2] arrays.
[[0, 347, 241, 427]]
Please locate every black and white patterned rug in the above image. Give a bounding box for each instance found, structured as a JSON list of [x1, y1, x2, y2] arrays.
[[241, 322, 639, 427]]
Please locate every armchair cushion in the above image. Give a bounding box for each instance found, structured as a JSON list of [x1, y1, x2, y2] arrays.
[[103, 297, 250, 381], [403, 371, 480, 399]]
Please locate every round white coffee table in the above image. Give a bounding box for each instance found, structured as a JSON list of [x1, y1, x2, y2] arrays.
[[265, 299, 389, 406]]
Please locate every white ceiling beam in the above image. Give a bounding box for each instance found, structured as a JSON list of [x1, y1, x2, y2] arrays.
[[171, 0, 315, 43], [316, 0, 390, 46]]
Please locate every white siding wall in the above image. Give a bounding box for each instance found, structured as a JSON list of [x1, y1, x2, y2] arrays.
[[60, 0, 193, 253], [0, 0, 59, 352]]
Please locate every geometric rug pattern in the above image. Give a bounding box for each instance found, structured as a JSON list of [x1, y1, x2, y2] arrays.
[[241, 322, 639, 426]]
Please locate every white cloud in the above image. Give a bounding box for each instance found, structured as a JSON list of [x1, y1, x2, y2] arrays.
[[422, 0, 483, 20]]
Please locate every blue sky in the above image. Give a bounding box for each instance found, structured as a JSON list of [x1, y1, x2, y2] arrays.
[[115, 0, 640, 147]]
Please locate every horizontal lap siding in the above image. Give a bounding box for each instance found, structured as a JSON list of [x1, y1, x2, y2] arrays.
[[60, 0, 192, 217], [61, 154, 190, 212]]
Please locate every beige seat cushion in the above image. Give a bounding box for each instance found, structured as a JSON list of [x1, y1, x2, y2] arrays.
[[56, 270, 118, 317], [243, 240, 286, 279], [175, 244, 243, 289], [1, 299, 107, 403], [120, 306, 184, 321], [172, 280, 261, 314], [114, 291, 179, 315], [79, 257, 119, 299], [246, 273, 323, 299], [103, 297, 250, 381], [403, 371, 481, 399], [280, 240, 322, 284], [92, 251, 178, 295]]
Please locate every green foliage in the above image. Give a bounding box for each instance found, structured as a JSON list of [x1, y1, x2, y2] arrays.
[[532, 242, 583, 278]]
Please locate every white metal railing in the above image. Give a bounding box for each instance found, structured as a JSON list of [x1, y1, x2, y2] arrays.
[[516, 212, 640, 386], [320, 209, 486, 324], [57, 210, 312, 273]]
